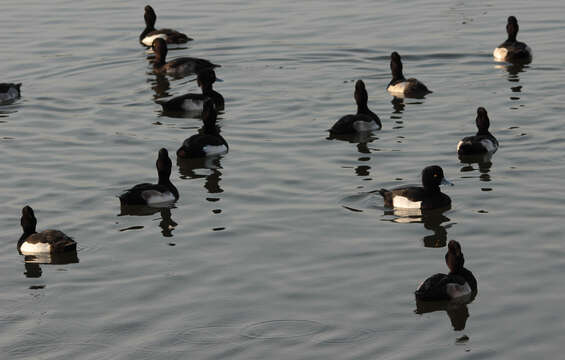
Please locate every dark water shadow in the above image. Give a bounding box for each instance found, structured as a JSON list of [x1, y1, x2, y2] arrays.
[[415, 293, 477, 331], [118, 206, 178, 237], [177, 157, 224, 195], [384, 206, 453, 248]]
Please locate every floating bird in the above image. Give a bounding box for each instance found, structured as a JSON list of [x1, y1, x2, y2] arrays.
[[119, 148, 179, 206], [140, 5, 192, 46], [18, 206, 77, 255], [379, 165, 453, 210], [387, 52, 432, 98], [329, 80, 381, 134], [415, 240, 477, 301]]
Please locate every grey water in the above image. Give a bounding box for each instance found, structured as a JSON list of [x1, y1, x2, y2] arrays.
[[1, 0, 565, 359]]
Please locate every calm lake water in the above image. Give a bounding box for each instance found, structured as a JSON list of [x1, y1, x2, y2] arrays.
[[1, 0, 565, 358]]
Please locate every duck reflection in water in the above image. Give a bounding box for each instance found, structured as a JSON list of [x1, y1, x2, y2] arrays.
[[459, 154, 493, 183], [22, 252, 79, 279], [415, 297, 473, 331], [384, 207, 453, 248], [119, 206, 177, 237], [391, 96, 405, 114], [494, 61, 528, 92], [327, 130, 377, 146], [177, 156, 224, 195], [150, 73, 172, 100]]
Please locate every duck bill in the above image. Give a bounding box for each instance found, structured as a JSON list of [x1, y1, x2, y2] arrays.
[[441, 178, 454, 186]]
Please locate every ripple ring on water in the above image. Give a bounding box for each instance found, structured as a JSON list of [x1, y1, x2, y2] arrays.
[[240, 320, 326, 340]]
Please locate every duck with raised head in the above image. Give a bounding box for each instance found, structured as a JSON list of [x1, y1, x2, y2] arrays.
[[177, 101, 228, 158], [329, 80, 381, 134], [152, 38, 219, 77], [0, 83, 21, 103], [387, 52, 432, 98], [457, 107, 498, 156], [379, 165, 453, 210], [158, 69, 224, 112], [415, 240, 477, 301], [493, 16, 532, 62], [140, 5, 192, 46], [119, 148, 179, 206], [18, 206, 77, 255]]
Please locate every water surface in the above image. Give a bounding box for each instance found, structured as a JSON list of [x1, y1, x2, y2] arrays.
[[1, 0, 565, 359]]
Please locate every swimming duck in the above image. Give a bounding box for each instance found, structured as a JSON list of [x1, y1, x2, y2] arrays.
[[415, 240, 477, 301], [152, 38, 219, 77], [0, 83, 21, 103], [119, 148, 179, 206], [329, 80, 381, 134], [140, 5, 192, 46], [457, 107, 498, 156], [493, 16, 532, 62], [18, 206, 77, 255], [158, 69, 224, 112], [387, 52, 432, 98], [379, 165, 453, 210], [177, 100, 228, 158]]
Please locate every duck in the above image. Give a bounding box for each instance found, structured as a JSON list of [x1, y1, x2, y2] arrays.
[[493, 16, 532, 62], [415, 240, 477, 301], [177, 100, 228, 158], [152, 38, 219, 77], [329, 80, 381, 134], [379, 165, 453, 210], [158, 69, 224, 112], [140, 5, 192, 46], [119, 148, 179, 206], [0, 83, 21, 103], [387, 52, 432, 98], [18, 206, 77, 255], [457, 107, 498, 156]]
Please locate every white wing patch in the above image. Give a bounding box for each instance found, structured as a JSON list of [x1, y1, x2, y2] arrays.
[[387, 82, 407, 95], [392, 195, 422, 209], [181, 99, 204, 112], [203, 145, 228, 156], [480, 139, 497, 153], [493, 47, 508, 61], [353, 120, 380, 132], [142, 33, 168, 46], [20, 242, 52, 255], [446, 282, 472, 299], [142, 190, 176, 205]]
